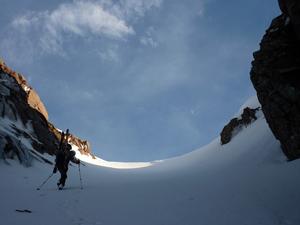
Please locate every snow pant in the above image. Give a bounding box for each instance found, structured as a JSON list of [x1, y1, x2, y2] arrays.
[[58, 167, 68, 186]]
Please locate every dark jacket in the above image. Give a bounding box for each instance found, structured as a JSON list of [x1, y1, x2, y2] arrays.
[[53, 147, 80, 173]]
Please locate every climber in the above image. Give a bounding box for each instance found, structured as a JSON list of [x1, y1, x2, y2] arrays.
[[53, 143, 80, 190]]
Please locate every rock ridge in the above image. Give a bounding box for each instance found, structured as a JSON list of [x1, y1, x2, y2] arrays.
[[250, 0, 300, 160]]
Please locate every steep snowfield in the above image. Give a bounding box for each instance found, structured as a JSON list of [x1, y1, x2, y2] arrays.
[[1, 103, 300, 225]]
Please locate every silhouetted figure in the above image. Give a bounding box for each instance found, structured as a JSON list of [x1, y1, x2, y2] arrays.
[[53, 143, 80, 189]]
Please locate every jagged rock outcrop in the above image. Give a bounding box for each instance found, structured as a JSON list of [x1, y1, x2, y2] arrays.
[[0, 67, 56, 165], [0, 61, 48, 120], [0, 60, 93, 165], [220, 107, 260, 145], [250, 0, 300, 160]]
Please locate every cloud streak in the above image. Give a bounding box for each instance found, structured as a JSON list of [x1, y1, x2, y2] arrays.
[[11, 1, 134, 55], [2, 0, 162, 60], [140, 27, 158, 47]]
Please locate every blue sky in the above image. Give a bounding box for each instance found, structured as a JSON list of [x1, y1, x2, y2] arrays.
[[0, 0, 279, 161]]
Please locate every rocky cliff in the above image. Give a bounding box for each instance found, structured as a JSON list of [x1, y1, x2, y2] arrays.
[[0, 60, 93, 165], [250, 0, 300, 160]]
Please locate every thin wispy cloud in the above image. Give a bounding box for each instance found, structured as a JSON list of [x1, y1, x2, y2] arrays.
[[11, 1, 133, 55], [102, 0, 162, 19], [140, 27, 158, 48], [1, 0, 162, 62], [97, 45, 120, 62]]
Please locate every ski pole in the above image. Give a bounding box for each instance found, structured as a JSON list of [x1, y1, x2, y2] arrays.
[[36, 173, 54, 190], [78, 163, 83, 190]]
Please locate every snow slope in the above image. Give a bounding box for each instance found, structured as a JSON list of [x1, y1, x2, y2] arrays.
[[72, 147, 153, 169], [1, 101, 300, 225]]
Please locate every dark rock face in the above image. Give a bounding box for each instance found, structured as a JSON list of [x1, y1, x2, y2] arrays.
[[220, 107, 259, 145], [278, 0, 300, 39], [250, 0, 300, 160], [0, 61, 92, 165]]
